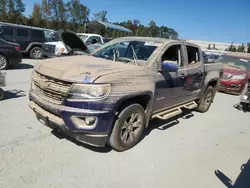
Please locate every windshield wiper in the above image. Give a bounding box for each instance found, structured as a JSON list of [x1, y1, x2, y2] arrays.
[[131, 45, 138, 65], [113, 46, 119, 62]]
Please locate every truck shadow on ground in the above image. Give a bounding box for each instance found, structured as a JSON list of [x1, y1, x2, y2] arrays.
[[51, 129, 112, 153], [144, 108, 194, 137], [51, 108, 194, 153], [2, 89, 26, 100], [215, 158, 250, 188]]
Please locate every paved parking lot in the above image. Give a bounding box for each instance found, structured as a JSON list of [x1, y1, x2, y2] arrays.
[[0, 59, 250, 188]]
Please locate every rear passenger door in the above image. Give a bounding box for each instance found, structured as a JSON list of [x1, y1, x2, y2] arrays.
[[15, 28, 30, 52], [30, 29, 45, 43], [183, 44, 204, 101]]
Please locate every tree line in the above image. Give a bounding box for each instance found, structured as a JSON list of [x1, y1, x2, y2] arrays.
[[207, 42, 250, 53], [0, 0, 179, 39]]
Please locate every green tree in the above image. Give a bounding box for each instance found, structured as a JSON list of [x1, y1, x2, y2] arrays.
[[148, 21, 158, 37], [7, 0, 16, 22], [0, 0, 7, 14], [212, 43, 217, 50], [237, 44, 245, 53], [247, 43, 250, 53], [15, 0, 25, 15], [0, 0, 8, 22], [29, 3, 42, 27], [226, 42, 237, 52], [41, 0, 50, 19], [93, 10, 108, 22]]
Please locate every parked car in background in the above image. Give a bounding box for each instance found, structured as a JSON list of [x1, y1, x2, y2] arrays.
[[77, 33, 104, 45], [29, 31, 223, 151], [42, 30, 105, 57], [217, 54, 250, 95], [42, 30, 68, 57], [0, 22, 46, 59], [0, 38, 22, 70]]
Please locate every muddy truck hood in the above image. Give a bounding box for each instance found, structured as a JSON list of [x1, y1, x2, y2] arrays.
[[34, 55, 135, 83], [58, 29, 91, 54]]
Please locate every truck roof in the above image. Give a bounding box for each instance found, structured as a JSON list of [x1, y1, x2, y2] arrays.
[[110, 36, 201, 48]]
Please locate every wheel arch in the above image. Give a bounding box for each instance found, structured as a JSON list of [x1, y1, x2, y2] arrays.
[[114, 91, 154, 128]]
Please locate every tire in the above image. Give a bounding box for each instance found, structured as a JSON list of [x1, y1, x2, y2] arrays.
[[0, 88, 4, 101], [0, 54, 9, 70], [195, 86, 215, 113], [29, 47, 42, 59], [108, 103, 146, 152]]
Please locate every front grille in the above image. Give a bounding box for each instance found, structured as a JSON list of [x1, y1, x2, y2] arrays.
[[221, 73, 232, 80], [32, 72, 72, 104], [219, 83, 227, 88], [42, 44, 55, 55]]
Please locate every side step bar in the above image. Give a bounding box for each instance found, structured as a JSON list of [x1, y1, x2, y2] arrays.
[[152, 101, 198, 120]]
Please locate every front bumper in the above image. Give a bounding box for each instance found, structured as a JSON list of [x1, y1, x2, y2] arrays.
[[29, 91, 116, 147], [218, 80, 245, 95]]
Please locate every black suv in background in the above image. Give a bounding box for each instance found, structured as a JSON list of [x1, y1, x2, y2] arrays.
[[0, 22, 46, 59]]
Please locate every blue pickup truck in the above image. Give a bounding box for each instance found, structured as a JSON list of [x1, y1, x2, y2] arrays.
[[29, 30, 223, 151]]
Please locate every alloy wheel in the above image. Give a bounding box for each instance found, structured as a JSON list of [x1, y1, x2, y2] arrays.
[[120, 113, 143, 144], [0, 56, 7, 70]]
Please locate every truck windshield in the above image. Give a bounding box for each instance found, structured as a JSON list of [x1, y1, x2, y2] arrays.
[[215, 55, 250, 70], [92, 40, 162, 64]]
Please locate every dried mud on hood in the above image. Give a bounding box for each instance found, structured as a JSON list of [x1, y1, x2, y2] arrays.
[[34, 55, 136, 83]]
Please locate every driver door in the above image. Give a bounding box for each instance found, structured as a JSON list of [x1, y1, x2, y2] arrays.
[[153, 43, 187, 112]]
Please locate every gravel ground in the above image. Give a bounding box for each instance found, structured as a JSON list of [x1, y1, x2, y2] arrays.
[[0, 59, 250, 188]]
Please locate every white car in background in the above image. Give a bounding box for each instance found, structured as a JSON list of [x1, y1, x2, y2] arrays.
[[42, 31, 104, 57], [77, 33, 104, 45]]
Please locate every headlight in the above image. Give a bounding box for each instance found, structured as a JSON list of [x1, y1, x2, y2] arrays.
[[68, 84, 111, 100], [55, 47, 65, 54], [231, 74, 246, 80]]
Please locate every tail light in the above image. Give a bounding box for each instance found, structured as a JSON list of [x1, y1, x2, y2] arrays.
[[15, 46, 20, 51]]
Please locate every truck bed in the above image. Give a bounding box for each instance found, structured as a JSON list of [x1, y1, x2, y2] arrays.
[[204, 62, 223, 73]]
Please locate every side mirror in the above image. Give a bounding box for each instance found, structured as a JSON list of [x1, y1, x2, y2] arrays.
[[161, 61, 178, 72]]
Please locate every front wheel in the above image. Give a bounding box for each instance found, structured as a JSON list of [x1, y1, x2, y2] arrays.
[[30, 47, 42, 59], [108, 103, 146, 152], [195, 86, 215, 113]]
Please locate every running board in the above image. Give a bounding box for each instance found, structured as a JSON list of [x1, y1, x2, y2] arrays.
[[152, 101, 197, 120]]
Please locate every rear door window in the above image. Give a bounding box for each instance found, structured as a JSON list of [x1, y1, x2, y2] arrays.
[[2, 26, 14, 36], [31, 29, 44, 39], [186, 45, 200, 65], [16, 28, 29, 37]]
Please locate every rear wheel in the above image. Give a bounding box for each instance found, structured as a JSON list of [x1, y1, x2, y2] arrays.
[[30, 47, 42, 59], [0, 54, 8, 70], [195, 86, 215, 113], [108, 103, 146, 152]]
